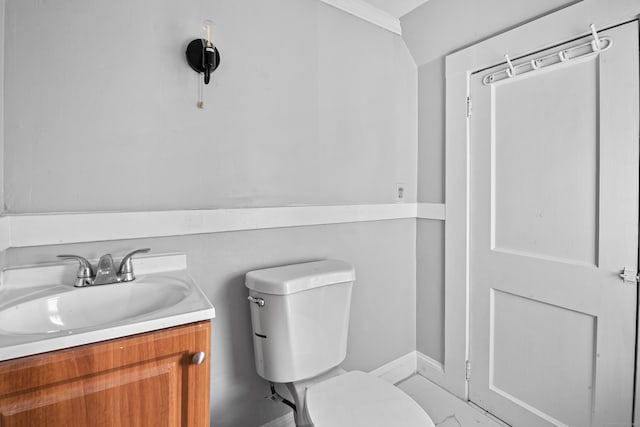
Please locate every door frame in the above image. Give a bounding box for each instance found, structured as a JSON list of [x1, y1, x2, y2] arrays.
[[440, 0, 640, 416]]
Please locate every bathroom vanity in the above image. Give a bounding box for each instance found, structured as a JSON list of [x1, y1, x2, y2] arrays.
[[0, 321, 211, 426], [0, 253, 215, 427]]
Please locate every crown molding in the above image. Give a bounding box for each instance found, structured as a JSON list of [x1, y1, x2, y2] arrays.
[[319, 0, 402, 35]]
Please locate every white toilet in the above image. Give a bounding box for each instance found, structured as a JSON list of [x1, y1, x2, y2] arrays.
[[246, 260, 435, 427]]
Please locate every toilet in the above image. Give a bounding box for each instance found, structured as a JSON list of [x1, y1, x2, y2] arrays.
[[246, 260, 435, 427]]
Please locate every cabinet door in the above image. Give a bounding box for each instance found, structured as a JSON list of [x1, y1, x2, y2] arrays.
[[0, 321, 211, 427]]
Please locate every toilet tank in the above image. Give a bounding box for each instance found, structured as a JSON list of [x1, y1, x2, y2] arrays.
[[245, 260, 355, 384]]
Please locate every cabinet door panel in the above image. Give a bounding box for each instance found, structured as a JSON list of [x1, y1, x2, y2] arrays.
[[0, 321, 210, 427]]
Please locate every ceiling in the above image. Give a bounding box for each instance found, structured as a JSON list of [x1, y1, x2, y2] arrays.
[[361, 0, 431, 18]]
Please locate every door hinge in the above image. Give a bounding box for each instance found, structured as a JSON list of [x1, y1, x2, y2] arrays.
[[466, 96, 472, 118], [465, 360, 471, 381], [619, 267, 639, 285]]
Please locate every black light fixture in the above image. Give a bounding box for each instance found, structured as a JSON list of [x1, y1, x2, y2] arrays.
[[186, 20, 221, 108]]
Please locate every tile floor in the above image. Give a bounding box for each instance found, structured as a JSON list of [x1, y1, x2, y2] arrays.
[[397, 375, 506, 427]]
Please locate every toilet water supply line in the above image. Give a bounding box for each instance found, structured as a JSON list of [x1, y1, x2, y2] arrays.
[[268, 383, 297, 413]]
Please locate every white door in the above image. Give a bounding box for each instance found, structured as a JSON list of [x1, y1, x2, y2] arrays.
[[469, 22, 639, 427]]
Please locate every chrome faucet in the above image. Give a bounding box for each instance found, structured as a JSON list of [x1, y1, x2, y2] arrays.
[[57, 248, 150, 287]]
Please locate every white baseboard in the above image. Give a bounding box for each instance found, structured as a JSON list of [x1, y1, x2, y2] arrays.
[[260, 351, 420, 426], [416, 351, 445, 386], [260, 412, 296, 427], [369, 351, 417, 384]]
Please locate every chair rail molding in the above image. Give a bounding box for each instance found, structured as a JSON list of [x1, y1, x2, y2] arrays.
[[318, 0, 401, 35], [2, 203, 446, 248], [417, 203, 445, 220]]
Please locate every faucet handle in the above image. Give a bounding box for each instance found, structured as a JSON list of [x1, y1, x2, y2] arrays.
[[57, 254, 94, 287], [118, 248, 151, 282]]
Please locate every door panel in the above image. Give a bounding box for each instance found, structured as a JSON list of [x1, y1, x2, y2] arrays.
[[491, 290, 596, 427], [493, 60, 598, 266], [469, 22, 639, 427]]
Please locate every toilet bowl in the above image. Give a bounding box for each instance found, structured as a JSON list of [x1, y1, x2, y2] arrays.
[[245, 260, 435, 427]]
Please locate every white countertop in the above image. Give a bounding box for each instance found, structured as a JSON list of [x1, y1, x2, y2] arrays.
[[0, 253, 215, 362]]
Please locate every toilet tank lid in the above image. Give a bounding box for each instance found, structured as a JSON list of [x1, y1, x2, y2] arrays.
[[245, 260, 355, 295]]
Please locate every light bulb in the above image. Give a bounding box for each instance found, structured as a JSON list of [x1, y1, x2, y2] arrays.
[[202, 19, 214, 47]]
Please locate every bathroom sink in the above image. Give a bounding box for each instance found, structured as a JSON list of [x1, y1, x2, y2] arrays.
[[0, 277, 190, 335], [0, 254, 215, 361]]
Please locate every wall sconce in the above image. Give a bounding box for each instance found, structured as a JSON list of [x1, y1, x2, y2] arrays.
[[186, 20, 221, 108]]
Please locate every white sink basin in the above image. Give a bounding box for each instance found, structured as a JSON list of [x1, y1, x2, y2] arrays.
[[0, 254, 215, 361], [0, 277, 190, 335]]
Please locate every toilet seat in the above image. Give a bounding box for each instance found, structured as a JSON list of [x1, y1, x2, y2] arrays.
[[304, 371, 435, 427]]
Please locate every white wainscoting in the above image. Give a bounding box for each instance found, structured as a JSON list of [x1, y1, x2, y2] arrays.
[[0, 203, 445, 249], [318, 0, 401, 35]]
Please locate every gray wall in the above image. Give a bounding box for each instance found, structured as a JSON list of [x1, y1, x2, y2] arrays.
[[401, 0, 578, 362], [416, 219, 443, 362], [4, 0, 417, 213], [2, 1, 418, 426]]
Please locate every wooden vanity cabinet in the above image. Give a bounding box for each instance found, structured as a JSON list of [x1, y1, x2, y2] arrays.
[[0, 321, 211, 427]]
